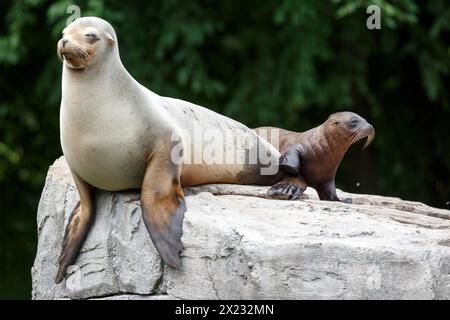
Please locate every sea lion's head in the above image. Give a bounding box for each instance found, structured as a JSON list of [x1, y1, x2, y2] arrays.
[[57, 17, 116, 70], [325, 111, 375, 149]]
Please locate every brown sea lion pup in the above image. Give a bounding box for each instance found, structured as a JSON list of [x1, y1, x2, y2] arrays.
[[254, 111, 375, 203]]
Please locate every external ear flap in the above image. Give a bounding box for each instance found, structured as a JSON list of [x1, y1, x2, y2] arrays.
[[106, 32, 115, 45]]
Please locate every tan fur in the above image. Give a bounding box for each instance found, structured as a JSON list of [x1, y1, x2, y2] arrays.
[[56, 17, 283, 282]]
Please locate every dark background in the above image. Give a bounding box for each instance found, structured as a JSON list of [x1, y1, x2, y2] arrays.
[[0, 0, 449, 299]]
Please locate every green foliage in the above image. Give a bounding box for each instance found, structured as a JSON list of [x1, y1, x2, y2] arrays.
[[0, 0, 449, 298]]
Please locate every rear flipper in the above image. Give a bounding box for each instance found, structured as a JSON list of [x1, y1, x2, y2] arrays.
[[267, 176, 308, 200]]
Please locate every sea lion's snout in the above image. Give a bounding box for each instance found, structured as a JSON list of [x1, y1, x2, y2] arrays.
[[57, 36, 92, 70], [346, 116, 375, 149]]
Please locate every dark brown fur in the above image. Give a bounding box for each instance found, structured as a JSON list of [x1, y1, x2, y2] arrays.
[[255, 112, 375, 203]]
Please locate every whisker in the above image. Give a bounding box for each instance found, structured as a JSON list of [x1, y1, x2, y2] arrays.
[[348, 126, 375, 149], [349, 131, 360, 146], [363, 127, 375, 149], [57, 46, 63, 62], [58, 44, 90, 66]]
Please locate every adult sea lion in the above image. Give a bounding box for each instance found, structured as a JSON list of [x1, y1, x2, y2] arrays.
[[55, 17, 301, 283], [255, 112, 375, 203]]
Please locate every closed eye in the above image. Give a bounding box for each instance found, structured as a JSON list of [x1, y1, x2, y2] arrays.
[[85, 33, 99, 40]]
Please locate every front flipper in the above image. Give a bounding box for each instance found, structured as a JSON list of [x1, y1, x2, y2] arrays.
[[56, 173, 95, 284], [269, 144, 307, 200], [267, 176, 308, 200], [141, 152, 186, 268], [316, 182, 352, 204]]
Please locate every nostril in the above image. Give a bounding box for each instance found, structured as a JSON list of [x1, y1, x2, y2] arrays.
[[62, 39, 68, 47]]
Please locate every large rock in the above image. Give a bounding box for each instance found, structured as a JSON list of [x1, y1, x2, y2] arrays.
[[32, 157, 450, 300]]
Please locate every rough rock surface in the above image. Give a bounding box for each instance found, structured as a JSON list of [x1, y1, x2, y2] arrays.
[[32, 157, 450, 300]]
